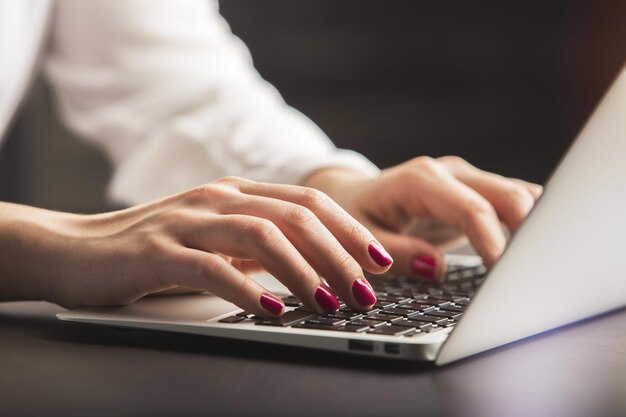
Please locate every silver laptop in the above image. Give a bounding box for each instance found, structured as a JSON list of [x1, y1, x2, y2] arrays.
[[57, 65, 626, 366]]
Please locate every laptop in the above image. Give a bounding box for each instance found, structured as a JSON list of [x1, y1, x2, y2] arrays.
[[57, 65, 626, 366]]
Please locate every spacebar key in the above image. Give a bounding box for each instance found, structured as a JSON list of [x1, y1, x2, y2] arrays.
[[255, 310, 317, 327]]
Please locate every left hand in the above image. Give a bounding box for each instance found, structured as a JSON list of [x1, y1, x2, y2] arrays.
[[304, 156, 542, 280]]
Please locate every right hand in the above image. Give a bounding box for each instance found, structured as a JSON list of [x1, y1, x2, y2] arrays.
[[0, 177, 392, 317]]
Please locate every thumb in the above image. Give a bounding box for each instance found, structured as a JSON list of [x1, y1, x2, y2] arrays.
[[370, 226, 446, 281]]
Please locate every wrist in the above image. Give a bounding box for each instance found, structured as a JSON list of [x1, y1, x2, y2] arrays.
[[301, 168, 373, 202]]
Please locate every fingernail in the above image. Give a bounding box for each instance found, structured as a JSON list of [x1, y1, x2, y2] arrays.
[[412, 254, 437, 279], [352, 278, 377, 306], [260, 293, 284, 315], [315, 285, 340, 312], [368, 241, 393, 266]]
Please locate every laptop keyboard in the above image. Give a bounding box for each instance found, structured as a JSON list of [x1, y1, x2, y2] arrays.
[[217, 264, 487, 338]]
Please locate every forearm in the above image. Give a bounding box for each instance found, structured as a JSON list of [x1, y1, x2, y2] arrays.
[[0, 202, 78, 303]]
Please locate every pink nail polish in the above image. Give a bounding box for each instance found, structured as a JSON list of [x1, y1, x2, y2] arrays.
[[260, 293, 284, 315], [315, 285, 340, 312], [368, 241, 393, 266], [412, 254, 437, 279], [352, 278, 377, 306]]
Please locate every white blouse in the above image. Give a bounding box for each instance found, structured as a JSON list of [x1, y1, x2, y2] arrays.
[[0, 0, 379, 206]]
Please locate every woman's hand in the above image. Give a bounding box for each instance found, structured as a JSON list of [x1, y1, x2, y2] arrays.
[[304, 156, 542, 280], [0, 177, 393, 317]]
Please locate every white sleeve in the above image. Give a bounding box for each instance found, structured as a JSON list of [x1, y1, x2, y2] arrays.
[[44, 0, 379, 206]]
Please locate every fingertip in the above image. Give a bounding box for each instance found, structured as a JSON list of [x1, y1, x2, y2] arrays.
[[314, 284, 341, 313], [479, 243, 505, 268], [410, 253, 445, 281], [259, 293, 285, 317], [367, 240, 394, 266], [364, 240, 394, 274], [351, 278, 377, 309], [373, 230, 446, 281], [528, 185, 543, 201]]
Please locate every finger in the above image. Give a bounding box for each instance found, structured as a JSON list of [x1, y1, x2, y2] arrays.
[[217, 195, 377, 311], [220, 177, 393, 273], [401, 166, 507, 266], [177, 213, 347, 314], [438, 157, 537, 232], [369, 224, 446, 281], [163, 246, 285, 318], [151, 287, 204, 296], [230, 259, 265, 274], [208, 253, 265, 275], [511, 178, 543, 200]]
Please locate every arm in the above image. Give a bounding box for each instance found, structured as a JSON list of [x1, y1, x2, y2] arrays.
[[0, 178, 390, 313], [44, 0, 378, 206]]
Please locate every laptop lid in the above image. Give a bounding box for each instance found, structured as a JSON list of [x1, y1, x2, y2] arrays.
[[436, 65, 626, 365]]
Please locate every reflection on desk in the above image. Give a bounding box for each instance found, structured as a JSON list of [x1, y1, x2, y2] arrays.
[[0, 301, 625, 417]]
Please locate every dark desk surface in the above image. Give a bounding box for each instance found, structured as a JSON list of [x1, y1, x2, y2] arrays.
[[1, 301, 625, 417]]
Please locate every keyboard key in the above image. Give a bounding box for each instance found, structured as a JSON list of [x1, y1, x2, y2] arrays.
[[412, 322, 438, 331], [306, 317, 347, 326], [446, 271, 464, 281], [364, 313, 404, 323], [293, 323, 342, 331], [394, 303, 421, 311], [377, 308, 408, 316], [377, 295, 412, 304], [439, 304, 464, 313], [417, 323, 438, 331], [394, 319, 439, 330], [414, 298, 445, 306], [255, 310, 317, 327], [293, 323, 369, 333], [443, 283, 460, 292], [340, 306, 379, 314], [452, 297, 470, 306], [428, 294, 457, 302], [474, 265, 487, 276], [428, 288, 445, 297], [461, 269, 478, 278], [326, 311, 364, 320], [281, 296, 302, 307], [393, 319, 419, 327], [425, 326, 446, 333], [397, 303, 436, 313], [424, 310, 462, 319], [409, 314, 448, 325], [373, 300, 395, 309], [349, 319, 388, 328], [236, 311, 253, 318], [459, 281, 475, 290], [410, 293, 429, 301], [367, 325, 415, 336], [339, 324, 370, 333], [380, 308, 422, 318], [218, 315, 245, 324], [387, 289, 415, 298]]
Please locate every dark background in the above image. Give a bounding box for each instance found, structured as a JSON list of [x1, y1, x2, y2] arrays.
[[1, 0, 626, 213]]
